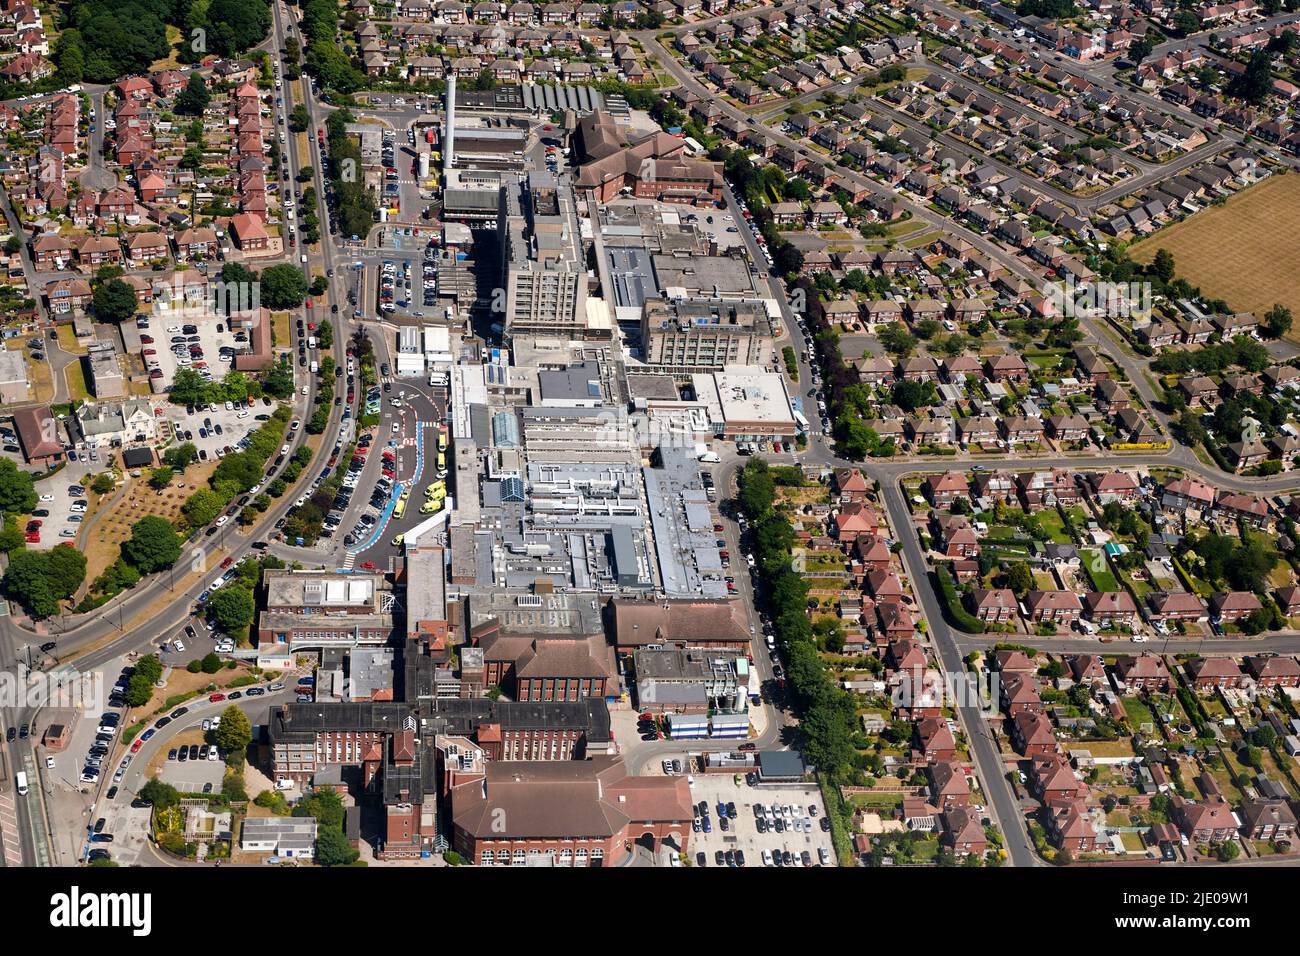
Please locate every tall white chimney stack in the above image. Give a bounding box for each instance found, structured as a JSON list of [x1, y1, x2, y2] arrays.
[[444, 75, 456, 179]]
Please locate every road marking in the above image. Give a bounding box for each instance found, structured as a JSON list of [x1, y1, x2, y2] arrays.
[[0, 791, 21, 864]]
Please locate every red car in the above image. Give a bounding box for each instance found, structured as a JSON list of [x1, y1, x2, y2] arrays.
[[208, 693, 226, 703], [24, 532, 39, 543], [360, 561, 376, 570], [738, 743, 756, 752], [140, 334, 154, 344], [220, 556, 234, 569], [305, 299, 313, 310], [130, 739, 143, 753]]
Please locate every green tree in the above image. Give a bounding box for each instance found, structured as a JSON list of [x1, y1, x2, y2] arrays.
[[315, 826, 358, 866], [214, 703, 253, 756], [1006, 561, 1035, 597], [207, 585, 255, 634], [1264, 304, 1293, 339], [174, 72, 211, 115], [138, 778, 181, 809], [149, 466, 174, 490], [2, 549, 58, 617], [878, 322, 918, 358], [168, 367, 211, 406], [46, 543, 87, 600], [1150, 248, 1176, 284], [92, 278, 138, 323], [1214, 840, 1240, 862], [163, 442, 198, 471], [1229, 48, 1273, 103], [121, 516, 182, 573], [182, 488, 224, 528], [0, 459, 37, 514], [260, 264, 308, 309]]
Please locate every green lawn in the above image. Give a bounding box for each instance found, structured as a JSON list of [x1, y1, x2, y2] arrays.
[[65, 359, 89, 401], [848, 792, 905, 809], [1122, 697, 1155, 731], [1080, 550, 1120, 592], [1035, 509, 1073, 544]]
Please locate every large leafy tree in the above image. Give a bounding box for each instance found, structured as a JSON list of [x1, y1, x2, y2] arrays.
[[5, 542, 88, 613], [204, 0, 271, 57], [182, 488, 224, 528], [168, 367, 210, 406], [174, 73, 210, 116], [259, 264, 308, 309], [0, 460, 37, 514], [207, 584, 254, 634], [92, 278, 138, 323], [214, 703, 253, 755], [121, 515, 182, 573], [46, 544, 88, 600]]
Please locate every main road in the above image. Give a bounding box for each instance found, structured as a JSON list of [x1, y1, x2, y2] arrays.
[[0, 2, 353, 866]]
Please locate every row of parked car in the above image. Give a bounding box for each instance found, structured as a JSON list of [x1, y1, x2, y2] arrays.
[[79, 667, 129, 784]]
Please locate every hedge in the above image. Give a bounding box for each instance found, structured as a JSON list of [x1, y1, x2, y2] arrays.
[[936, 570, 985, 633]]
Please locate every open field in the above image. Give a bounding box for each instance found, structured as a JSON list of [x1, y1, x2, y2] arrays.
[[1131, 173, 1300, 321]]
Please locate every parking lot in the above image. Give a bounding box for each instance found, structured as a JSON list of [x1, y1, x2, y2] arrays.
[[136, 312, 257, 393], [16, 458, 98, 551], [165, 395, 278, 463], [41, 655, 131, 793], [679, 771, 834, 867], [156, 739, 225, 794]]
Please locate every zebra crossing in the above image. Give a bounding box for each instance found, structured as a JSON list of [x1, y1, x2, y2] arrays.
[[0, 790, 21, 866]]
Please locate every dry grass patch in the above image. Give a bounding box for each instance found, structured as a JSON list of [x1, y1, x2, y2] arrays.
[[83, 462, 218, 583], [1131, 173, 1300, 322]]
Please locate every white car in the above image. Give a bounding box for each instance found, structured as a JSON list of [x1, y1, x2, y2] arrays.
[[216, 515, 228, 526], [237, 410, 250, 419], [173, 639, 185, 653], [45, 756, 55, 770], [167, 326, 181, 334], [38, 494, 54, 501], [207, 748, 219, 762], [281, 444, 290, 455]]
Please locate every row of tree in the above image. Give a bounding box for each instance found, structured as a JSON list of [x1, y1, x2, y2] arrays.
[[738, 458, 865, 783]]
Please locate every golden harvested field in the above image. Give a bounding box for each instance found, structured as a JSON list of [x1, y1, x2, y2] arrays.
[[1130, 173, 1300, 321]]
